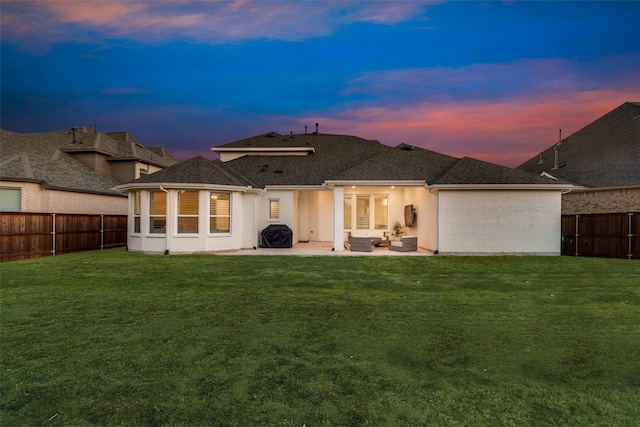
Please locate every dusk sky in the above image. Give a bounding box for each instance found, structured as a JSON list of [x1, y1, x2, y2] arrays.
[[2, 1, 639, 167]]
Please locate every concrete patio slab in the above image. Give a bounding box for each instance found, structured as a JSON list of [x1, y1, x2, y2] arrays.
[[214, 241, 434, 256]]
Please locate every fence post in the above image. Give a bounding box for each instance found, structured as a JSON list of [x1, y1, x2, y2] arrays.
[[575, 214, 579, 257], [51, 214, 56, 256], [100, 214, 104, 250], [629, 213, 633, 260]]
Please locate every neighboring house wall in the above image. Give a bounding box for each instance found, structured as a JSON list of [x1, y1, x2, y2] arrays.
[[562, 188, 640, 215], [438, 190, 561, 255], [110, 162, 136, 183], [111, 161, 163, 183], [70, 153, 112, 175], [0, 182, 127, 214]]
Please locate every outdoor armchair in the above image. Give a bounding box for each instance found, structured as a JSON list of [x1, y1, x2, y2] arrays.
[[389, 236, 417, 252]]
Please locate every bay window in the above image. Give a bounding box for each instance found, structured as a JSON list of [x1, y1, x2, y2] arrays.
[[133, 191, 141, 233], [149, 191, 166, 234], [178, 191, 199, 233], [210, 192, 230, 233]]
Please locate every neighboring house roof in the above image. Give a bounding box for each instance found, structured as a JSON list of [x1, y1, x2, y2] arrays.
[[0, 150, 124, 196], [1, 127, 177, 196], [121, 131, 565, 190], [105, 131, 177, 165], [517, 102, 640, 188]]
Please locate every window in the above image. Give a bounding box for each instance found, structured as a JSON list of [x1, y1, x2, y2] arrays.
[[133, 191, 141, 233], [210, 192, 230, 233], [356, 196, 369, 229], [178, 191, 199, 233], [374, 195, 388, 229], [344, 194, 389, 231], [149, 191, 166, 234], [269, 199, 280, 220], [343, 196, 352, 229], [0, 188, 21, 212]]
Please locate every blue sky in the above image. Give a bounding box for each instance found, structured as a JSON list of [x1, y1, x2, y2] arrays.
[[2, 1, 639, 166]]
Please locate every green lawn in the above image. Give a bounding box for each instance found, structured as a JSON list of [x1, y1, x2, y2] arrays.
[[1, 249, 639, 426]]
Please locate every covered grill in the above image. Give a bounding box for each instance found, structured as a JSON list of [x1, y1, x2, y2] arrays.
[[260, 224, 293, 248]]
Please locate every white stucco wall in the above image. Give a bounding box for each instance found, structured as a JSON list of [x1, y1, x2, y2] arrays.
[[402, 187, 438, 251], [437, 190, 562, 255], [127, 189, 251, 254]]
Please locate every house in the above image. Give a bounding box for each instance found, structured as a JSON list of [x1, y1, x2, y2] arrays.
[[115, 130, 572, 255], [517, 102, 640, 214], [0, 126, 177, 214]]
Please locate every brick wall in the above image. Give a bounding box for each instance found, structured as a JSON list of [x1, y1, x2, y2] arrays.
[[1, 182, 127, 215], [438, 190, 561, 255], [562, 187, 640, 215]]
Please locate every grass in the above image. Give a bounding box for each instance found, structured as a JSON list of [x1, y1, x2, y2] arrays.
[[1, 249, 639, 426]]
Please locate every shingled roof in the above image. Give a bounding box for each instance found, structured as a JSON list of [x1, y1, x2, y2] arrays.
[[1, 127, 177, 196], [435, 157, 568, 185], [517, 102, 640, 188], [216, 133, 392, 186], [0, 149, 124, 196], [330, 143, 459, 182], [118, 130, 569, 190], [131, 156, 253, 187]]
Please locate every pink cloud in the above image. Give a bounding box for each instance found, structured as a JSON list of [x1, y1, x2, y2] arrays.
[[293, 91, 635, 167], [1, 1, 436, 49]]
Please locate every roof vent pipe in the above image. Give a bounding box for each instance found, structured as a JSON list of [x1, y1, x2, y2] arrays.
[[553, 129, 562, 169], [315, 123, 319, 135], [305, 125, 307, 134]]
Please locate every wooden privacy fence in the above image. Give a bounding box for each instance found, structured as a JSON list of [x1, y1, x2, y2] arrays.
[[562, 212, 639, 259], [0, 212, 127, 262]]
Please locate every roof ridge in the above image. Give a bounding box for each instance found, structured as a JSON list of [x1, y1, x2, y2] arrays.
[[21, 153, 35, 179], [212, 159, 257, 187]]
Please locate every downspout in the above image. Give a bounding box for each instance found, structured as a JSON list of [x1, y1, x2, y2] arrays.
[[159, 185, 170, 255]]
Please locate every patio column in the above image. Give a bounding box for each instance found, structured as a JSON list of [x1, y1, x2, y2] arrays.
[[333, 185, 344, 251]]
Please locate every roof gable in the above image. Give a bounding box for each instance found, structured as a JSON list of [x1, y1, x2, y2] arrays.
[[132, 156, 252, 187]]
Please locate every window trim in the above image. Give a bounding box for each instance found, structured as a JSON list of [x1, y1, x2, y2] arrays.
[[132, 191, 141, 234], [343, 193, 389, 231], [148, 190, 167, 235], [209, 191, 231, 234], [0, 187, 22, 212], [268, 199, 280, 221], [177, 190, 199, 234]]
